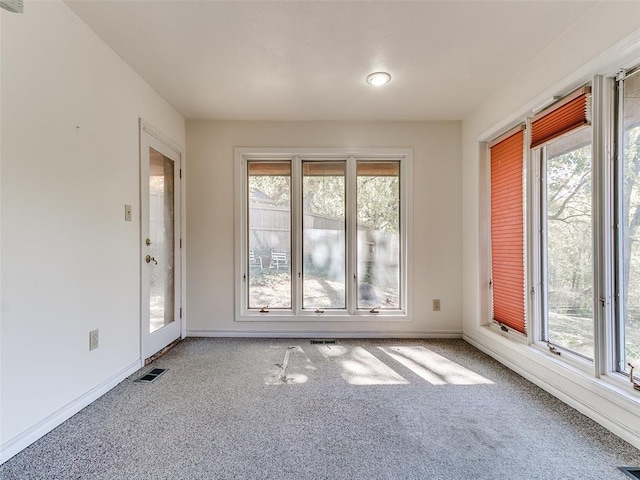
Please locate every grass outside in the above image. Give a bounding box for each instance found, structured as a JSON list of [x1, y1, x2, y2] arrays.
[[248, 269, 399, 310], [548, 310, 640, 373], [548, 311, 593, 358]]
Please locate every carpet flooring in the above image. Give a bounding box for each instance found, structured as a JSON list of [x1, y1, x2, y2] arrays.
[[1, 338, 639, 479]]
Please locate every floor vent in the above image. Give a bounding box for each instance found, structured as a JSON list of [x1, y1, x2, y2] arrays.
[[310, 339, 337, 344], [619, 467, 640, 479], [136, 368, 167, 383]]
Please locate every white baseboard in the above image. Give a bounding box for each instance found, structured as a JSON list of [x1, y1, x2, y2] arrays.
[[186, 329, 462, 339], [0, 359, 142, 464], [464, 332, 640, 451]]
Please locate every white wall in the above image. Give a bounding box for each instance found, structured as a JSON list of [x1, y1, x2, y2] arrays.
[[462, 2, 640, 448], [0, 1, 185, 461], [186, 121, 461, 337]]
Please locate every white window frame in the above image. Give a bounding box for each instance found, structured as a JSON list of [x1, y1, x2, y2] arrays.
[[234, 147, 413, 322], [613, 66, 640, 380], [533, 121, 597, 367]]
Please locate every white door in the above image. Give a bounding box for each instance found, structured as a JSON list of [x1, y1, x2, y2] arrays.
[[140, 123, 182, 359]]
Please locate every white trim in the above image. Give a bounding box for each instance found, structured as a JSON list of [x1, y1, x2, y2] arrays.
[[465, 329, 640, 450], [525, 123, 537, 347], [235, 147, 410, 158], [478, 142, 492, 327], [530, 339, 596, 377], [186, 329, 462, 339], [0, 360, 142, 464], [180, 142, 187, 341], [591, 74, 614, 378], [140, 119, 183, 157], [139, 120, 184, 359], [225, 313, 412, 323], [346, 156, 358, 314]]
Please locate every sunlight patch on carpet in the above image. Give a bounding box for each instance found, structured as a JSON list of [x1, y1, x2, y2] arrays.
[[379, 346, 494, 385], [317, 345, 409, 385]]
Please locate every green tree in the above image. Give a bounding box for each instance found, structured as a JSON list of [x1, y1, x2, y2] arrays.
[[357, 176, 399, 232], [546, 143, 592, 317]]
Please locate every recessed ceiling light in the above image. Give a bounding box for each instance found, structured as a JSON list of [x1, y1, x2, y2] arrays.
[[366, 72, 391, 86]]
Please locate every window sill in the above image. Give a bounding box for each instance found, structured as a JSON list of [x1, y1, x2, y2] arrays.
[[235, 311, 411, 322], [472, 325, 640, 410], [530, 340, 595, 376]]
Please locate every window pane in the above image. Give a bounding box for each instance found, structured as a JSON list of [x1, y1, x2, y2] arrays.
[[302, 161, 346, 309], [545, 127, 593, 358], [357, 161, 400, 309], [148, 148, 175, 333], [248, 161, 291, 309], [620, 70, 640, 374]]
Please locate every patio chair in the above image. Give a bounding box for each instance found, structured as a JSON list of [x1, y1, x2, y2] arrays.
[[249, 250, 263, 269], [269, 249, 289, 270]]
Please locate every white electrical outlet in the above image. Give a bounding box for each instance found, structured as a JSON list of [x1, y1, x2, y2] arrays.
[[433, 299, 441, 311], [89, 329, 99, 350]]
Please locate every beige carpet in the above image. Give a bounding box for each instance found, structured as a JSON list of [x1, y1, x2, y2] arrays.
[[1, 338, 639, 479]]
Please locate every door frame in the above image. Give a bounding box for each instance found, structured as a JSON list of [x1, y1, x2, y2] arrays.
[[139, 118, 185, 360]]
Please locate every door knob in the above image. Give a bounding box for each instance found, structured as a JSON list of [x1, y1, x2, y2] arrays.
[[145, 255, 158, 265]]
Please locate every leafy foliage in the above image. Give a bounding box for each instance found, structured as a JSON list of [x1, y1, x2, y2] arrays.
[[546, 142, 593, 321], [303, 175, 345, 218], [545, 124, 640, 366], [622, 125, 640, 367], [250, 175, 290, 206], [357, 176, 399, 232]]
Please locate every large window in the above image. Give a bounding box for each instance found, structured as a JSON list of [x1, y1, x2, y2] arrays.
[[616, 67, 640, 377], [236, 148, 412, 320], [534, 86, 594, 359], [542, 126, 593, 359], [302, 161, 346, 310], [486, 65, 640, 390], [357, 161, 401, 310], [247, 161, 291, 309]]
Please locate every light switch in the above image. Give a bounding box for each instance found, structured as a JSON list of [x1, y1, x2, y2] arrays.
[[125, 204, 132, 221]]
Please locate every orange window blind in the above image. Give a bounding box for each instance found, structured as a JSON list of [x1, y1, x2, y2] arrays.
[[302, 161, 346, 176], [491, 127, 526, 334], [356, 161, 400, 177], [531, 86, 591, 148], [248, 161, 291, 176]]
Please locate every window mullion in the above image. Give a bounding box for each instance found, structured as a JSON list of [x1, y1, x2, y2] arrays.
[[240, 157, 249, 315], [539, 147, 549, 343], [526, 127, 541, 347], [346, 156, 358, 313], [592, 74, 614, 377], [614, 76, 625, 374], [291, 155, 302, 314], [615, 75, 625, 374], [400, 155, 412, 316]]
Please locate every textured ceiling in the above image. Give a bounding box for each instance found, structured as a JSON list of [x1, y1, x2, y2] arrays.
[[65, 0, 599, 121]]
